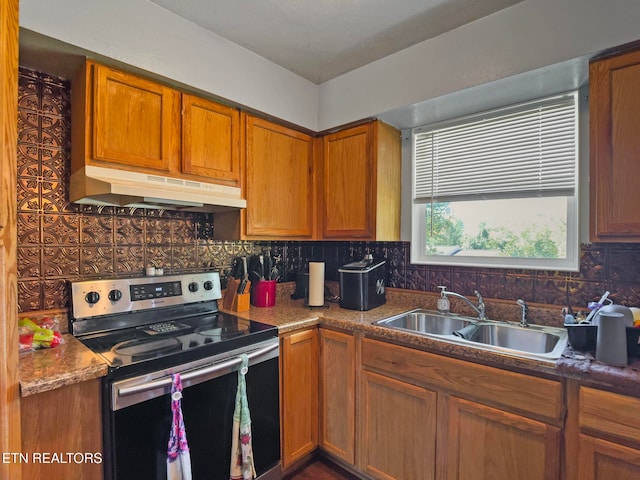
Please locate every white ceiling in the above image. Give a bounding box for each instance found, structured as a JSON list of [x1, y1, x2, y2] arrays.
[[149, 0, 524, 84]]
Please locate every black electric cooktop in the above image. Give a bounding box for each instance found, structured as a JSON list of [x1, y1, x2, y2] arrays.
[[79, 312, 277, 375]]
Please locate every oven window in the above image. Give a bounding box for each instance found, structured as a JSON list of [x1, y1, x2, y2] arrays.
[[107, 358, 280, 480]]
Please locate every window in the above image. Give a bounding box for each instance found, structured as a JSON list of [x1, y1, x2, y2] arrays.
[[411, 91, 579, 271]]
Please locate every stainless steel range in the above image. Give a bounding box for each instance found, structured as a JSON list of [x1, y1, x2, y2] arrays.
[[71, 272, 281, 480]]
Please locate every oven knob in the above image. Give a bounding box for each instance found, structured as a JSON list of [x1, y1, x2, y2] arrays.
[[108, 289, 122, 302], [85, 291, 100, 304], [188, 282, 199, 293], [204, 280, 213, 291]]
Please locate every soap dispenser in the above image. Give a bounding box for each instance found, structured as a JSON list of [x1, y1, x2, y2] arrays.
[[437, 286, 450, 314]]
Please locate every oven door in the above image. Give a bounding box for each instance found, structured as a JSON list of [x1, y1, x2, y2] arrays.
[[103, 339, 280, 480]]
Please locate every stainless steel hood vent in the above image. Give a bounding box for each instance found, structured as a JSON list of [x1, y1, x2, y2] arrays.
[[70, 166, 246, 212]]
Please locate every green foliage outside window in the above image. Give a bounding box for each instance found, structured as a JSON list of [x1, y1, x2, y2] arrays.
[[425, 203, 564, 259]]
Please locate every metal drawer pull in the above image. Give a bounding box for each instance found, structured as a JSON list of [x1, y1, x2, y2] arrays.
[[117, 342, 278, 397]]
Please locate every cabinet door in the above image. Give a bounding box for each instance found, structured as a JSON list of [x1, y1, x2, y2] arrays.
[[578, 434, 640, 480], [319, 329, 355, 464], [182, 93, 240, 185], [322, 123, 375, 239], [21, 380, 102, 480], [244, 115, 314, 238], [280, 328, 319, 469], [446, 396, 561, 480], [359, 370, 436, 480], [590, 49, 640, 241], [92, 63, 181, 172]]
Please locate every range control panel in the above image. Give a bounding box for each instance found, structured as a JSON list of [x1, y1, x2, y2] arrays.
[[130, 280, 183, 301], [70, 272, 222, 320]]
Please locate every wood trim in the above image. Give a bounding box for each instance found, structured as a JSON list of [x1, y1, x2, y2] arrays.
[[316, 117, 377, 137], [0, 1, 21, 479], [374, 121, 401, 240], [564, 379, 581, 480]]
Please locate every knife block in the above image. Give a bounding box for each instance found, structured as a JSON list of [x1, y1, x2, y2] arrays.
[[234, 292, 250, 312], [223, 278, 250, 312]]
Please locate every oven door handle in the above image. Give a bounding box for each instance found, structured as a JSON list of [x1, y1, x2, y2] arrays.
[[117, 341, 278, 398]]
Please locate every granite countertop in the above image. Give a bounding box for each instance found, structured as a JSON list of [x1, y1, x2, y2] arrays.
[[19, 285, 640, 398], [226, 287, 640, 395], [225, 293, 565, 377], [19, 334, 108, 397]]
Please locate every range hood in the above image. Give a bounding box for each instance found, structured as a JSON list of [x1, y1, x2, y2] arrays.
[[70, 165, 246, 212]]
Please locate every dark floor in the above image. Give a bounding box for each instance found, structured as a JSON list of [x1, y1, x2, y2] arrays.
[[284, 457, 360, 480]]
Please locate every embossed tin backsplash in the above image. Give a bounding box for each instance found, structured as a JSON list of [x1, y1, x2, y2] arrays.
[[16, 68, 640, 312]]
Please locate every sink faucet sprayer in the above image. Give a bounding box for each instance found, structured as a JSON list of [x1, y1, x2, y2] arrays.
[[517, 299, 529, 327], [439, 287, 486, 320]]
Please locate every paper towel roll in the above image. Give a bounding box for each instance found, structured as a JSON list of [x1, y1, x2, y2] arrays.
[[308, 262, 325, 306]]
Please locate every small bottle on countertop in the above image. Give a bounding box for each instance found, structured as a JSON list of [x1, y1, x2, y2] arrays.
[[437, 286, 450, 314]]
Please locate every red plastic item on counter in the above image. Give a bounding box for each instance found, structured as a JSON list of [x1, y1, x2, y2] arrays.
[[18, 316, 63, 352], [252, 280, 276, 307]]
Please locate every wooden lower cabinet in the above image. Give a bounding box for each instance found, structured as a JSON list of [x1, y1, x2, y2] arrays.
[[574, 386, 640, 480], [319, 329, 356, 464], [446, 396, 561, 480], [21, 379, 103, 480], [359, 337, 563, 480], [578, 434, 640, 479], [280, 328, 319, 470], [359, 370, 437, 480]]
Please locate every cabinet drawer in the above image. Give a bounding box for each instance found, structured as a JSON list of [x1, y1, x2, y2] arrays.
[[580, 387, 640, 445], [361, 338, 563, 423]]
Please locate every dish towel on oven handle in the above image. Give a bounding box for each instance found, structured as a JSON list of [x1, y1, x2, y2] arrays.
[[230, 354, 256, 480], [167, 373, 192, 480]]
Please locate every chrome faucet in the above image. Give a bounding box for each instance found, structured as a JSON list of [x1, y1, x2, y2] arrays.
[[517, 299, 529, 327], [442, 290, 486, 320]]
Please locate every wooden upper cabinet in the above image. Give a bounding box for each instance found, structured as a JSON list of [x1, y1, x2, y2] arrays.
[[182, 93, 240, 186], [243, 114, 315, 239], [73, 61, 241, 187], [75, 61, 181, 174], [590, 47, 640, 241], [321, 121, 401, 240]]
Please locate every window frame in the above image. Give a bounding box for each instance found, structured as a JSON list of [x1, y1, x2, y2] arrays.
[[409, 91, 581, 272]]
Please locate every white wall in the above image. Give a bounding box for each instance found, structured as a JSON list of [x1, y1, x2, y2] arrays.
[[318, 0, 640, 130], [20, 0, 640, 132], [19, 0, 319, 131]]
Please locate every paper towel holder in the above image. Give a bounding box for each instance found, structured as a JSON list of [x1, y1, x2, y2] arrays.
[[306, 261, 329, 309], [304, 285, 331, 309]]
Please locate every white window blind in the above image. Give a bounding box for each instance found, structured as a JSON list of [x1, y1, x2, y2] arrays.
[[413, 92, 578, 203]]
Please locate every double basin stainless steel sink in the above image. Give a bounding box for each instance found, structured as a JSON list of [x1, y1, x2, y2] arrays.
[[375, 309, 568, 362]]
